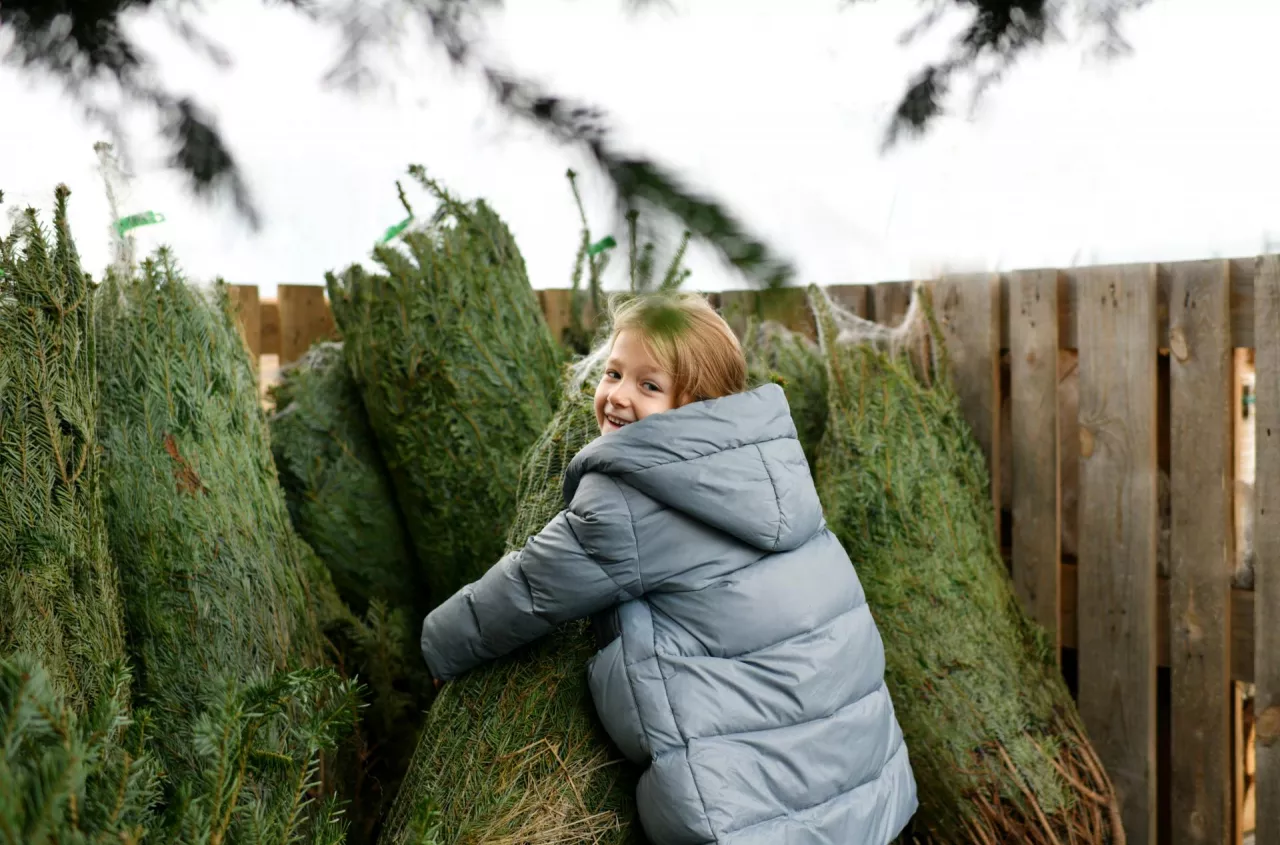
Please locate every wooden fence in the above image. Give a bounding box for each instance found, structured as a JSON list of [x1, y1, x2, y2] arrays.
[[228, 258, 1277, 845]]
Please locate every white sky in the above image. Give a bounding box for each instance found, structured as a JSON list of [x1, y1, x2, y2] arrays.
[[3, 0, 1279, 298]]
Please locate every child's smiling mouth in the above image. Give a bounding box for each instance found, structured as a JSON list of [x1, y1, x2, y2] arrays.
[[605, 413, 633, 429]]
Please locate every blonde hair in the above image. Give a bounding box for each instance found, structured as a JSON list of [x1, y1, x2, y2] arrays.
[[608, 291, 747, 403]]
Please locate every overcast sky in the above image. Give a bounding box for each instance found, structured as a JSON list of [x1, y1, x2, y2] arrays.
[[3, 0, 1279, 298]]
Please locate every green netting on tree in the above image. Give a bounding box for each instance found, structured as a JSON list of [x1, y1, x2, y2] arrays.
[[268, 341, 420, 615], [0, 654, 162, 845], [95, 251, 361, 842], [325, 168, 564, 606], [742, 318, 828, 468], [268, 339, 432, 844], [379, 371, 643, 845], [807, 284, 1122, 844], [0, 186, 128, 713]]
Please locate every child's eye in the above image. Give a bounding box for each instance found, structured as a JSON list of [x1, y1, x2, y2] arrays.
[[605, 370, 620, 380], [643, 382, 661, 392]]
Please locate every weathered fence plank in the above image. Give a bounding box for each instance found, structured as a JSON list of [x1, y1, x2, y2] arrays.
[[1168, 259, 1234, 845], [872, 281, 912, 327], [1059, 566, 1252, 682], [538, 288, 575, 346], [1075, 263, 1160, 845], [932, 274, 1002, 533], [227, 284, 261, 358], [827, 284, 870, 318], [1008, 269, 1062, 648], [1254, 254, 1280, 845], [277, 284, 336, 365]]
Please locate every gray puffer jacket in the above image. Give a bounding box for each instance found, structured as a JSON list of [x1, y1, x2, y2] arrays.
[[421, 384, 917, 844]]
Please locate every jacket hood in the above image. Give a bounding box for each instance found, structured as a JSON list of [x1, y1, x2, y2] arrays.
[[564, 383, 824, 552]]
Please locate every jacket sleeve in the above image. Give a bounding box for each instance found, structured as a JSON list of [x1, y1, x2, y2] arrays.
[[420, 473, 641, 681]]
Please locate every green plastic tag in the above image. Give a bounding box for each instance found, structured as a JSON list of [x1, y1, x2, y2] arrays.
[[587, 235, 617, 256], [380, 216, 413, 244], [114, 211, 165, 236]]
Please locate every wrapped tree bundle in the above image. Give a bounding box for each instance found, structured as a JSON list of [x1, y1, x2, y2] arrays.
[[807, 285, 1122, 844], [269, 340, 430, 843], [325, 168, 564, 603], [380, 373, 641, 845], [96, 251, 359, 842], [742, 318, 828, 467], [0, 187, 161, 843], [0, 187, 127, 712], [268, 341, 420, 615]]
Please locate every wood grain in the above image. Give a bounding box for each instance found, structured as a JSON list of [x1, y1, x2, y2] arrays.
[[1008, 269, 1062, 648], [1167, 259, 1234, 845], [1074, 263, 1160, 845], [226, 284, 261, 358], [277, 284, 336, 365], [1253, 254, 1280, 845], [932, 274, 1002, 534]]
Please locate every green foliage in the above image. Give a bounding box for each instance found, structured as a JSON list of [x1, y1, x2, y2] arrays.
[[268, 341, 431, 844], [325, 168, 564, 604], [160, 667, 359, 845], [94, 252, 361, 841], [808, 285, 1119, 843], [0, 185, 128, 714], [380, 379, 641, 845], [0, 654, 161, 845], [268, 341, 420, 615], [742, 319, 828, 468]]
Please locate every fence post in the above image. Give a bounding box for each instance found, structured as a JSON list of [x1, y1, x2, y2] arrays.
[[1168, 259, 1234, 845], [1075, 263, 1160, 845]]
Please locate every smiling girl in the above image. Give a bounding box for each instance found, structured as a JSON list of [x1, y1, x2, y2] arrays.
[[420, 292, 917, 844]]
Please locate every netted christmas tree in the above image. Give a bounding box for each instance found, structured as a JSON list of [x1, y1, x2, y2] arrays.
[[807, 284, 1122, 844], [268, 340, 431, 843], [0, 186, 127, 713], [742, 318, 828, 467], [377, 197, 695, 845], [95, 250, 361, 843], [269, 341, 420, 615], [325, 168, 565, 605], [0, 186, 162, 844], [379, 372, 642, 845]]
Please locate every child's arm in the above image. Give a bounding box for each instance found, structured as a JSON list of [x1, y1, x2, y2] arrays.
[[420, 473, 640, 681]]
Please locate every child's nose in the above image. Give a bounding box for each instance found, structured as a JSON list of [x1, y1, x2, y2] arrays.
[[608, 383, 633, 407]]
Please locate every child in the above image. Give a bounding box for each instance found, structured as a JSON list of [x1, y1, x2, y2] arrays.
[[420, 292, 918, 844]]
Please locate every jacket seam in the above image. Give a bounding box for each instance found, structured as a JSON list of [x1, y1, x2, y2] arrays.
[[719, 601, 863, 661], [718, 738, 909, 838], [754, 443, 784, 550], [690, 678, 889, 745]]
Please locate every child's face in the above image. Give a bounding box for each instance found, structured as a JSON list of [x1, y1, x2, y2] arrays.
[[595, 330, 679, 435]]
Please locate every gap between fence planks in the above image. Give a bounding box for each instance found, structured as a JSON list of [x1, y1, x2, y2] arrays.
[[1076, 263, 1160, 845], [1167, 260, 1234, 845], [1254, 255, 1280, 845]]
